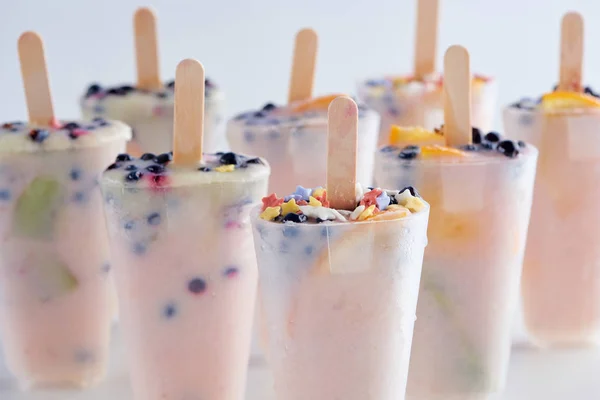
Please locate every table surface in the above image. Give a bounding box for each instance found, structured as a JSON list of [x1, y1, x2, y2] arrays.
[[1, 328, 599, 400]]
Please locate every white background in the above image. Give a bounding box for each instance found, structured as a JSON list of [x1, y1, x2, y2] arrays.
[[2, 0, 600, 398], [1, 0, 600, 124]]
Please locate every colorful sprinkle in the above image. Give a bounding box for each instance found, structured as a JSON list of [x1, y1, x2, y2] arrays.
[[308, 196, 322, 207], [260, 206, 281, 221], [261, 193, 284, 211], [281, 198, 301, 215]]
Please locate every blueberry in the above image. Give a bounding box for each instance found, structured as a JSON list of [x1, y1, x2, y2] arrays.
[[246, 157, 263, 165], [119, 85, 135, 93], [398, 145, 420, 160], [461, 144, 478, 151], [497, 140, 519, 158], [93, 117, 109, 126], [472, 127, 482, 144], [106, 87, 128, 96], [141, 153, 156, 161], [101, 263, 111, 273], [481, 142, 495, 150], [320, 227, 329, 237], [304, 246, 314, 255], [199, 166, 211, 172], [146, 164, 165, 174], [518, 140, 526, 148], [106, 163, 119, 170], [155, 92, 168, 99], [223, 266, 239, 278], [282, 213, 308, 224], [166, 80, 175, 89], [484, 131, 501, 143], [205, 78, 214, 88], [253, 111, 266, 118], [389, 195, 398, 205], [125, 164, 137, 171], [188, 278, 207, 294], [29, 129, 49, 143], [124, 220, 135, 230], [72, 192, 86, 202], [66, 168, 81, 181], [147, 212, 161, 225], [400, 186, 419, 197], [585, 87, 599, 98], [132, 242, 147, 254], [125, 171, 143, 181], [262, 103, 276, 111], [381, 145, 397, 153], [155, 153, 173, 164], [116, 153, 132, 162], [0, 189, 11, 200], [163, 302, 177, 319], [63, 122, 80, 130], [219, 152, 240, 166], [85, 83, 102, 97]]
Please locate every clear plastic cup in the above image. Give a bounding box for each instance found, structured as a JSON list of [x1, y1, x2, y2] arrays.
[[251, 201, 429, 400], [227, 102, 380, 194], [0, 119, 130, 389], [504, 106, 600, 347], [357, 76, 497, 146], [101, 152, 269, 400], [81, 81, 227, 154], [374, 145, 538, 399]]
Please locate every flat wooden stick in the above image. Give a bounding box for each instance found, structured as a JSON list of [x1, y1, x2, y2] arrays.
[[443, 45, 472, 147], [327, 96, 358, 211], [134, 7, 162, 90], [414, 0, 439, 79], [288, 28, 318, 104], [18, 32, 55, 126], [172, 59, 204, 166], [558, 12, 584, 92]]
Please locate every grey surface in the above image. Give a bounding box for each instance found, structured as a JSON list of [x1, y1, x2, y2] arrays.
[[1, 327, 599, 400]]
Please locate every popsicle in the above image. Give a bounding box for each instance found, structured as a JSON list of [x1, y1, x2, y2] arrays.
[[227, 28, 380, 194], [80, 7, 226, 155], [251, 96, 429, 400], [357, 0, 496, 144], [101, 59, 269, 400], [0, 32, 131, 389], [504, 12, 600, 348], [374, 46, 538, 399]]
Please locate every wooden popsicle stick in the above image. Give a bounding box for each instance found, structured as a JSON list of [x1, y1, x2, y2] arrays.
[[414, 0, 439, 79], [172, 59, 205, 166], [288, 28, 318, 104], [18, 32, 55, 126], [327, 96, 358, 211], [134, 7, 162, 90], [443, 45, 472, 147], [558, 12, 584, 92]]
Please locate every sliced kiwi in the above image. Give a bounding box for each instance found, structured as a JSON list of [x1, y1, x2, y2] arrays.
[[28, 256, 78, 301], [13, 176, 65, 239]]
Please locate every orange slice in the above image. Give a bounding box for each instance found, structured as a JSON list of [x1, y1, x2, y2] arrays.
[[540, 91, 600, 112], [388, 125, 445, 147], [420, 145, 467, 159], [291, 94, 347, 113]]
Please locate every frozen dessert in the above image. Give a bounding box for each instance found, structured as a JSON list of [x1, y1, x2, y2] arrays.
[[358, 75, 496, 146], [81, 79, 226, 154], [101, 150, 268, 399], [252, 184, 429, 400], [505, 89, 600, 347], [101, 58, 268, 400], [357, 0, 496, 144], [0, 118, 131, 388], [374, 125, 537, 399], [227, 95, 380, 193], [80, 7, 227, 155]]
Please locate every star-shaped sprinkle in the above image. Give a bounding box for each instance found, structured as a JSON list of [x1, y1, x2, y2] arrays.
[[281, 199, 301, 215], [404, 197, 426, 213], [312, 187, 325, 198], [358, 204, 377, 221], [293, 185, 312, 201], [308, 196, 322, 207], [360, 189, 383, 208], [262, 193, 284, 211], [260, 206, 281, 221], [376, 191, 391, 211], [314, 190, 330, 208]]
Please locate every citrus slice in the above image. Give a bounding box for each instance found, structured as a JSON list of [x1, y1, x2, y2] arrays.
[[388, 125, 445, 146], [540, 91, 600, 112], [291, 94, 346, 113], [420, 145, 467, 159]]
